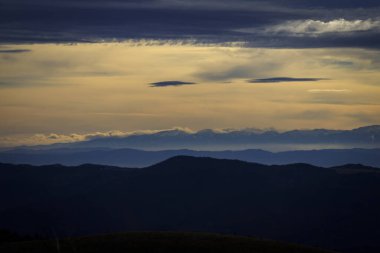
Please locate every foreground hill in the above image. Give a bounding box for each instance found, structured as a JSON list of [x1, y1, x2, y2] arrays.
[[1, 147, 379, 167], [1, 157, 380, 253], [0, 232, 336, 253]]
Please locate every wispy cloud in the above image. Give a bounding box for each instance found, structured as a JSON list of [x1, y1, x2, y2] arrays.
[[0, 127, 196, 147], [308, 89, 352, 93], [195, 65, 255, 81], [150, 81, 196, 87], [1, 1, 380, 48], [266, 19, 380, 36], [2, 125, 380, 148], [248, 77, 327, 83], [288, 110, 335, 120]]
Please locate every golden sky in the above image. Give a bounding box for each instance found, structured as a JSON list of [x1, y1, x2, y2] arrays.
[[1, 43, 380, 146]]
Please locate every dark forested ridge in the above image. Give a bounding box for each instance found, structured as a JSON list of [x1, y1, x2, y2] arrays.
[[1, 157, 380, 253]]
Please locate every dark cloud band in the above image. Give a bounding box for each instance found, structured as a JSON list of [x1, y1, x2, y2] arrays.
[[248, 77, 328, 83], [0, 49, 31, 53], [0, 0, 379, 48], [150, 81, 196, 87]]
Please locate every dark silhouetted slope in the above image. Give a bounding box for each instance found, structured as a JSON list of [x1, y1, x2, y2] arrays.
[[0, 232, 337, 253], [1, 158, 379, 253]]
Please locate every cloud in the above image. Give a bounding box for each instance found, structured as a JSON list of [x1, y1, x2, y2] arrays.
[[149, 81, 196, 87], [194, 61, 282, 82], [248, 77, 327, 83], [0, 127, 196, 147], [308, 89, 352, 93], [346, 112, 380, 124], [289, 110, 335, 120], [0, 49, 31, 53], [305, 89, 379, 105], [266, 19, 380, 36], [2, 125, 380, 148], [1, 1, 380, 48], [321, 59, 355, 68], [195, 65, 255, 81]]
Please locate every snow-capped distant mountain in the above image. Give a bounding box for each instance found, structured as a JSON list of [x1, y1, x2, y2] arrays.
[[13, 125, 380, 151]]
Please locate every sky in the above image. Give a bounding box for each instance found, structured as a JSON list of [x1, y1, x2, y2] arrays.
[[0, 0, 380, 146]]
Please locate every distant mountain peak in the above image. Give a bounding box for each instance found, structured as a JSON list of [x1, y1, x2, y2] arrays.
[[153, 128, 194, 137], [353, 125, 380, 132], [148, 156, 260, 172]]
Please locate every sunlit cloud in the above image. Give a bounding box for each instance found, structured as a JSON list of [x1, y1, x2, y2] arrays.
[[265, 19, 380, 36], [0, 127, 196, 147]]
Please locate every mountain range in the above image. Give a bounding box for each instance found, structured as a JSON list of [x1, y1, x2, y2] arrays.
[[1, 157, 379, 253], [19, 125, 380, 151], [1, 147, 379, 168]]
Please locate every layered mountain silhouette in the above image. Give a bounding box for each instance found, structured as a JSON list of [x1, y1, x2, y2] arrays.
[[1, 147, 379, 167], [1, 157, 379, 253]]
